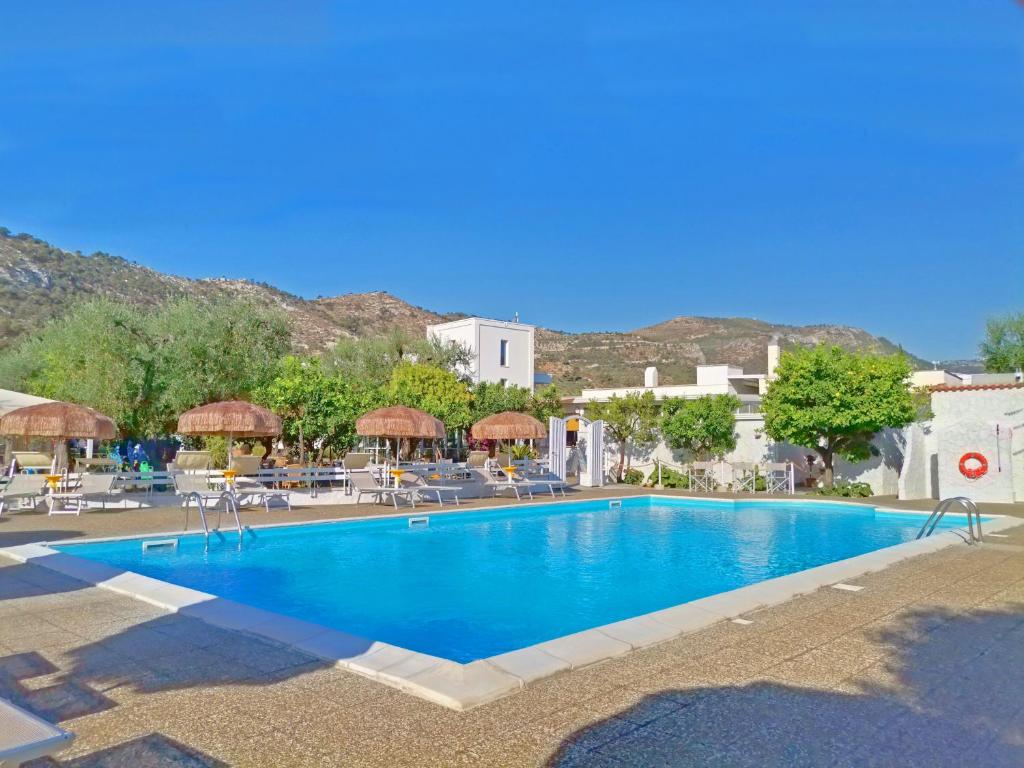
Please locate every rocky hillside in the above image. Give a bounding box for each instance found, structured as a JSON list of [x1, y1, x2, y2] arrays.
[[0, 228, 925, 389]]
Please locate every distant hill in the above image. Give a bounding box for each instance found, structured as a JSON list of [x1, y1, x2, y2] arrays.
[[0, 227, 928, 390]]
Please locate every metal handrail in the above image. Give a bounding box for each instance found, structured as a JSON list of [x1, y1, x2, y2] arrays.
[[917, 497, 983, 544]]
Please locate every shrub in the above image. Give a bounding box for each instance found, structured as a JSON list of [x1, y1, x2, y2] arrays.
[[811, 481, 873, 498], [649, 464, 689, 489], [622, 468, 645, 486]]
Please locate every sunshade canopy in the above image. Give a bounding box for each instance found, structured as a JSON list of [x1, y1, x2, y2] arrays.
[[177, 401, 282, 437], [471, 411, 547, 441], [356, 406, 445, 439], [0, 401, 117, 440]]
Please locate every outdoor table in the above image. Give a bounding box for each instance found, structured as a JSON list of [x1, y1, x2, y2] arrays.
[[388, 468, 405, 487]]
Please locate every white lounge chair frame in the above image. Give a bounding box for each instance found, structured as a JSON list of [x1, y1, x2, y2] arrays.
[[0, 696, 74, 767], [399, 473, 462, 507], [47, 473, 118, 515], [764, 462, 793, 494], [350, 471, 418, 509], [731, 462, 758, 493], [0, 474, 45, 516]]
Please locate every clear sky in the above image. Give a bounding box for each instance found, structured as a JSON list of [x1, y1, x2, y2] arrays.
[[1, 1, 1021, 360]]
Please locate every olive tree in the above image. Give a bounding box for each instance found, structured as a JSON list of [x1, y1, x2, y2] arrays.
[[660, 394, 740, 459], [585, 390, 658, 482]]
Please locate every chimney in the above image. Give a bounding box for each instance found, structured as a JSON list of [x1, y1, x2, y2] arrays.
[[767, 336, 781, 379], [644, 366, 659, 388]]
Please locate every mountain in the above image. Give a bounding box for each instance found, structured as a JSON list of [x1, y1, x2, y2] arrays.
[[0, 228, 927, 390]]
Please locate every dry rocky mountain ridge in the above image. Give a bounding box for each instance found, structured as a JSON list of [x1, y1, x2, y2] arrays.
[[1, 228, 931, 390]]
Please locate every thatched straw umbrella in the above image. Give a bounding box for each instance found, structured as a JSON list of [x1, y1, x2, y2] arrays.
[[356, 406, 445, 466], [0, 401, 117, 472], [177, 400, 282, 469], [471, 411, 546, 466]]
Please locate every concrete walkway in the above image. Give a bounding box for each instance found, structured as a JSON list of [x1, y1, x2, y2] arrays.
[[0, 492, 1021, 766]]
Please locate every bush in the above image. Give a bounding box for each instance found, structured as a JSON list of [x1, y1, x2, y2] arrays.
[[649, 464, 689, 489], [622, 468, 645, 486], [812, 481, 873, 498]]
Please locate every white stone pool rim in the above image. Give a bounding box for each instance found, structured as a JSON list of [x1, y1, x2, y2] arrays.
[[1, 495, 1018, 711]]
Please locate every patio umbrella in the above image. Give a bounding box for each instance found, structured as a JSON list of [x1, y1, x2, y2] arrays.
[[356, 406, 445, 463], [471, 411, 546, 466], [177, 400, 282, 468], [0, 401, 118, 471]]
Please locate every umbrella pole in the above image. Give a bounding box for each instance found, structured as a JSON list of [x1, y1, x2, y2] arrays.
[[227, 433, 234, 469]]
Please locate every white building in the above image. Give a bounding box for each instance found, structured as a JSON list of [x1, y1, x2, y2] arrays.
[[900, 382, 1024, 503], [427, 316, 537, 391]]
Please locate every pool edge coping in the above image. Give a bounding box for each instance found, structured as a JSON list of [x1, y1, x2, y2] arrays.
[[2, 498, 1019, 711]]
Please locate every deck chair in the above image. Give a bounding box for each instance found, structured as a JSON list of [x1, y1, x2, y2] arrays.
[[764, 462, 792, 494], [731, 462, 758, 493], [0, 474, 46, 516], [513, 462, 568, 497], [399, 472, 462, 507], [0, 696, 74, 766], [481, 461, 535, 500], [342, 452, 373, 495], [349, 470, 418, 509], [688, 462, 717, 492], [46, 473, 118, 515], [466, 450, 489, 468], [230, 457, 292, 512]]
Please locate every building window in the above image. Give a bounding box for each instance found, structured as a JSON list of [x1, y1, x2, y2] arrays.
[[499, 339, 509, 367], [499, 378, 507, 388]]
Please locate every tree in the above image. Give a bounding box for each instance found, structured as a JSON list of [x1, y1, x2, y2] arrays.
[[529, 383, 564, 424], [323, 329, 472, 384], [256, 356, 322, 464], [761, 345, 916, 488], [661, 394, 740, 459], [0, 297, 291, 437], [388, 362, 473, 431], [585, 391, 658, 482], [470, 380, 531, 424], [980, 313, 1024, 373]]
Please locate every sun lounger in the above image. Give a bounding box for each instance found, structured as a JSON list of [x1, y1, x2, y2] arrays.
[[466, 450, 489, 468], [349, 470, 418, 509], [0, 696, 74, 766], [399, 473, 462, 507], [480, 463, 535, 500], [0, 474, 46, 516], [232, 476, 292, 512], [46, 473, 118, 515]]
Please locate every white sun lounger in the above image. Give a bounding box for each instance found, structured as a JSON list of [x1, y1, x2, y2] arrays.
[[46, 473, 118, 515], [349, 471, 418, 509], [232, 476, 293, 513], [0, 474, 46, 516], [399, 473, 462, 507], [0, 697, 74, 767], [479, 464, 536, 500]]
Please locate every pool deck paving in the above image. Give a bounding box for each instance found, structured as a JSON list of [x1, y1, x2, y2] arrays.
[[0, 489, 1022, 766]]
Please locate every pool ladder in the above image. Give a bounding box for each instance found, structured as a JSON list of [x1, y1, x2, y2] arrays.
[[182, 491, 243, 539], [917, 497, 983, 545]]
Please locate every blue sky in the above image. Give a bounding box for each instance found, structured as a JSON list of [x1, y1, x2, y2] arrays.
[[1, 1, 1021, 360]]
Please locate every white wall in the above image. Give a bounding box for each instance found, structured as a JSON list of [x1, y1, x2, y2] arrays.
[[600, 413, 898, 492], [427, 317, 535, 391]]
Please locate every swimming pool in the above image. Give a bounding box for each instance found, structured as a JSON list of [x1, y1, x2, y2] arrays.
[[54, 496, 971, 663]]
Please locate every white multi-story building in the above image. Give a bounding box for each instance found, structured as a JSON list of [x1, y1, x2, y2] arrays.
[[427, 316, 537, 391]]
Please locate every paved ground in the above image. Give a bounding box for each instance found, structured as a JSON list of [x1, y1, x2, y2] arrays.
[[1, 491, 1022, 766]]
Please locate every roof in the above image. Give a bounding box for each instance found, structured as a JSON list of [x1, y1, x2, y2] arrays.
[[928, 382, 1024, 393]]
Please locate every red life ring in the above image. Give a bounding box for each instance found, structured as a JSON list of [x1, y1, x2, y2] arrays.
[[958, 452, 988, 480]]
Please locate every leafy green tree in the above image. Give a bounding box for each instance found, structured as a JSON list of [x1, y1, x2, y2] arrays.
[[980, 313, 1024, 373], [761, 345, 916, 488], [0, 297, 290, 437], [529, 383, 564, 424], [388, 362, 473, 430], [661, 394, 740, 459], [324, 329, 472, 384], [470, 381, 532, 423], [256, 356, 322, 464], [150, 299, 290, 428], [585, 390, 658, 482]]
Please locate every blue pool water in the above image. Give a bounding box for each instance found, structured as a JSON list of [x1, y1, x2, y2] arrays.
[[55, 497, 969, 662]]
